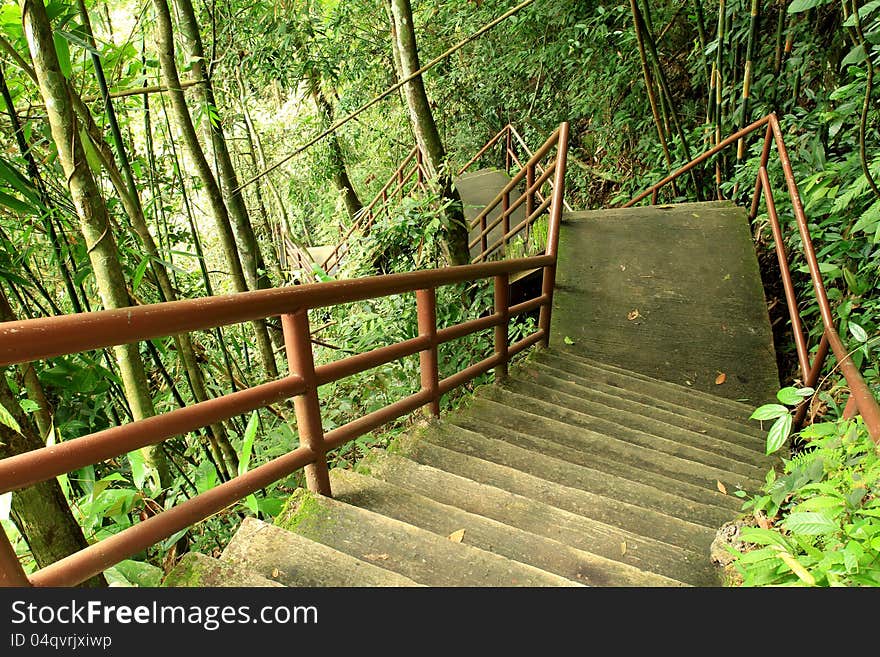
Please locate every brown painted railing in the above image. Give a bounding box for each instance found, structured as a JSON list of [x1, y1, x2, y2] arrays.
[[0, 123, 569, 587], [458, 124, 573, 263], [623, 113, 880, 443], [317, 146, 430, 277]]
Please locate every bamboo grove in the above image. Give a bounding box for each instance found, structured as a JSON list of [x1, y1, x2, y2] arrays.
[[0, 0, 876, 585]]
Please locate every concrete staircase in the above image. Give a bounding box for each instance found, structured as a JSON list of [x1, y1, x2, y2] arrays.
[[164, 345, 775, 588]]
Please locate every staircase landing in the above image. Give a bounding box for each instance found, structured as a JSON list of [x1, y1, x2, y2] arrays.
[[553, 201, 779, 405]]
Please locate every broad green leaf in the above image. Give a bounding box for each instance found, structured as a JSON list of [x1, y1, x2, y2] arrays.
[[18, 399, 40, 413], [793, 496, 845, 513], [195, 460, 218, 495], [739, 527, 792, 550], [238, 411, 260, 476], [127, 450, 148, 491], [776, 387, 802, 405], [767, 414, 793, 454], [751, 403, 790, 421], [849, 322, 868, 343], [783, 511, 839, 535], [0, 402, 21, 434], [773, 548, 816, 585], [840, 44, 866, 67]]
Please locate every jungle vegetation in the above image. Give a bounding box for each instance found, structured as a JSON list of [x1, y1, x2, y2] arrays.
[[0, 0, 877, 586]]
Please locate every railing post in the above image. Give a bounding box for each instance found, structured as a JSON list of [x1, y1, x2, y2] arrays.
[[505, 127, 512, 174], [281, 310, 332, 496], [0, 528, 30, 587], [749, 122, 774, 221], [480, 214, 488, 261], [502, 190, 510, 255], [416, 289, 441, 417], [416, 149, 424, 184], [538, 122, 569, 347], [494, 274, 510, 381]]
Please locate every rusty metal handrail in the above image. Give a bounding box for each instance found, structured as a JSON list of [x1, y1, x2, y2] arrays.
[[0, 123, 569, 587], [622, 112, 880, 443], [318, 146, 428, 276]]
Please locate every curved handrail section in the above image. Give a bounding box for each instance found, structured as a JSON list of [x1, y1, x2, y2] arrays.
[[622, 112, 880, 443], [0, 124, 569, 587]]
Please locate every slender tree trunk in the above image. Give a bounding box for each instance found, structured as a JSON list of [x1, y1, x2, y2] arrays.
[[173, 0, 273, 294], [20, 0, 169, 489], [310, 83, 364, 220], [388, 0, 469, 265], [151, 0, 278, 379]]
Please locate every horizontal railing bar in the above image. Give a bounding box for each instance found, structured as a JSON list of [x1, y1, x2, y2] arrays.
[[30, 444, 316, 587], [509, 293, 549, 316], [472, 196, 553, 262], [323, 388, 432, 450], [623, 114, 772, 207], [437, 312, 503, 344], [0, 255, 554, 366], [457, 126, 510, 175], [467, 162, 557, 243], [468, 152, 558, 231], [314, 335, 430, 387], [0, 374, 306, 494], [438, 352, 503, 395], [508, 328, 546, 358]]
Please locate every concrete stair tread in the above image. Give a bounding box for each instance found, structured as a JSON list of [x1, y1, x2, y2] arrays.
[[427, 419, 739, 526], [501, 370, 774, 469], [162, 550, 285, 587], [465, 391, 766, 491], [330, 467, 686, 587], [361, 448, 720, 586], [528, 351, 767, 442], [542, 347, 766, 426], [388, 427, 719, 551], [446, 415, 742, 522], [221, 517, 422, 587], [274, 487, 582, 587]]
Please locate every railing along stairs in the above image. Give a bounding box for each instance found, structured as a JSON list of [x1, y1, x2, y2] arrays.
[[0, 124, 570, 587]]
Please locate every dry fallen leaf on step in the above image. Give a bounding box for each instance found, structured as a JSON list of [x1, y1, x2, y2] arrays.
[[715, 372, 727, 385], [363, 553, 390, 561], [717, 480, 728, 495], [755, 512, 772, 530], [272, 568, 280, 578], [627, 309, 641, 321], [448, 529, 466, 543], [620, 542, 627, 556]]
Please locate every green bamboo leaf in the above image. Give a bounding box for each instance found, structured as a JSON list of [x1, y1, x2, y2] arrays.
[[0, 402, 21, 434], [739, 527, 792, 550], [132, 257, 151, 293], [782, 511, 839, 535], [53, 32, 72, 79], [750, 403, 790, 421], [238, 411, 260, 476], [127, 450, 147, 491], [767, 414, 793, 454], [0, 190, 39, 216], [0, 158, 39, 202]]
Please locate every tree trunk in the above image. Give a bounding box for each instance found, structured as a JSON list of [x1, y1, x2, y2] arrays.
[[150, 0, 278, 379], [309, 83, 364, 220], [20, 0, 169, 489], [388, 0, 470, 266], [173, 0, 274, 294]]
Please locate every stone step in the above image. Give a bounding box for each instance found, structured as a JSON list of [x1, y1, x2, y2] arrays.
[[427, 419, 737, 527], [526, 351, 768, 445], [162, 550, 285, 587], [463, 393, 765, 492], [390, 427, 717, 551], [502, 368, 774, 469], [220, 517, 422, 587], [361, 448, 720, 586], [275, 487, 581, 587], [329, 468, 685, 587], [541, 348, 766, 429], [449, 411, 743, 513]]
